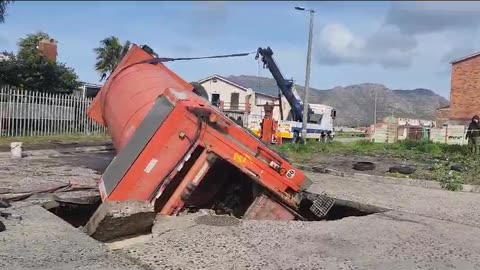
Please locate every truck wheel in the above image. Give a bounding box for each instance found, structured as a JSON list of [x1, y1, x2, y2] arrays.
[[190, 82, 209, 100]]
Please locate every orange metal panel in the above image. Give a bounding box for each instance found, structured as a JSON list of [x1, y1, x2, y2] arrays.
[[88, 45, 194, 152], [107, 107, 198, 201], [160, 149, 212, 216], [89, 46, 311, 215]]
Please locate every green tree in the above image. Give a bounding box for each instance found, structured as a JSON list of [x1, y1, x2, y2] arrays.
[[0, 0, 13, 23], [0, 32, 80, 94], [94, 36, 131, 81], [17, 32, 50, 62]]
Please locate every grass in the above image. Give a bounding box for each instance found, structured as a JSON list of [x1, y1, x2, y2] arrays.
[[335, 131, 366, 138], [278, 140, 480, 191], [279, 140, 472, 161], [0, 134, 111, 148]]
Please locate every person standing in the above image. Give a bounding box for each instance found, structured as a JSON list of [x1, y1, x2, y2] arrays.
[[466, 115, 480, 154]]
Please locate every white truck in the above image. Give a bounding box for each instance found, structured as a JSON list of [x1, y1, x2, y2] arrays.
[[251, 47, 336, 143]]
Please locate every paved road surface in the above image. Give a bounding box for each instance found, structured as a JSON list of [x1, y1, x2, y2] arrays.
[[1, 151, 480, 269], [307, 172, 480, 228]]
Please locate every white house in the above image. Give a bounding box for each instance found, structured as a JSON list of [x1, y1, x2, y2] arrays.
[[75, 82, 103, 98], [0, 52, 11, 62], [198, 75, 292, 126]]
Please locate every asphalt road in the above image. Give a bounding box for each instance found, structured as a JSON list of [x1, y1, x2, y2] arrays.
[[1, 151, 480, 269]]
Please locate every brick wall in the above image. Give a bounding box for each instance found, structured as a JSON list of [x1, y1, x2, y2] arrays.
[[450, 56, 480, 123], [435, 107, 450, 127], [38, 39, 57, 62]]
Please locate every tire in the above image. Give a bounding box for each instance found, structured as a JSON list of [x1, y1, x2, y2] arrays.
[[388, 165, 416, 175], [0, 198, 10, 208], [190, 82, 209, 100], [450, 164, 464, 172], [352, 162, 375, 171]]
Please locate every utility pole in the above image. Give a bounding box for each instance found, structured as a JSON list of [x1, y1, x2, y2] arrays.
[[373, 90, 378, 134], [295, 6, 315, 144]]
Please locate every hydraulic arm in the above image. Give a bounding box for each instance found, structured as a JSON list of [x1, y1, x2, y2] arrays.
[[255, 47, 314, 122]]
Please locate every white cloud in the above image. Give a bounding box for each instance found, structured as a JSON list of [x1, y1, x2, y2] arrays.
[[385, 2, 480, 35], [316, 23, 416, 68]]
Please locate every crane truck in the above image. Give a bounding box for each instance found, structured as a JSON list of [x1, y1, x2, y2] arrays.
[[252, 47, 336, 143], [84, 45, 335, 241]]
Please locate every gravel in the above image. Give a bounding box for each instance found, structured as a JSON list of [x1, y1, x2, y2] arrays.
[[2, 151, 480, 269]]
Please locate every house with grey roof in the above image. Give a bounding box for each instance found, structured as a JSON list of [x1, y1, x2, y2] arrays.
[[198, 75, 292, 126]]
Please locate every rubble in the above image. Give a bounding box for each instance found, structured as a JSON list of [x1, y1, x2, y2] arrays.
[[84, 201, 155, 242]]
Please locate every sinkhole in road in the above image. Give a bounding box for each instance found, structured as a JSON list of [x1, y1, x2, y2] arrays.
[[313, 198, 388, 221], [43, 193, 387, 235], [42, 196, 102, 228]]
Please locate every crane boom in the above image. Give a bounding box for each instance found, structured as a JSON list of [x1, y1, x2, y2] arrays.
[[255, 47, 314, 122]]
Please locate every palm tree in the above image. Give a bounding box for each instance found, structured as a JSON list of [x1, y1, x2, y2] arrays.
[[0, 1, 13, 23], [94, 36, 131, 81]]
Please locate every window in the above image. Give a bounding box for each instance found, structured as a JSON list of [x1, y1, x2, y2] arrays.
[[211, 94, 220, 105], [230, 93, 239, 110]]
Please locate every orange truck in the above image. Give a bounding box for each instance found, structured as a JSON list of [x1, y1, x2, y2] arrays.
[[86, 45, 333, 232]]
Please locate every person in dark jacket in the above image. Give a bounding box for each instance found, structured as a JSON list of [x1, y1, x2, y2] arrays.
[[466, 115, 480, 154], [236, 116, 244, 127]]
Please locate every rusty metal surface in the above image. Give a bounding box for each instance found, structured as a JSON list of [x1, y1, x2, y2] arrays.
[[243, 194, 295, 221]]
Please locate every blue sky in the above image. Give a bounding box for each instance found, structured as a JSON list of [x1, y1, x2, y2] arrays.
[[2, 1, 480, 99]]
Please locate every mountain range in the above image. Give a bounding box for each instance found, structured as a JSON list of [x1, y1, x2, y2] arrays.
[[225, 75, 449, 127]]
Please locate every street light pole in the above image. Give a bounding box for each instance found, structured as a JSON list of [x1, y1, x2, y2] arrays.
[[374, 90, 378, 130], [295, 6, 315, 144]]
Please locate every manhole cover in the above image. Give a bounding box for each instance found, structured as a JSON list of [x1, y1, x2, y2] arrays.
[[194, 215, 241, 227]]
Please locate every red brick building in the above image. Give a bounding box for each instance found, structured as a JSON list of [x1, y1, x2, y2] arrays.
[[37, 38, 58, 62], [435, 105, 450, 127], [450, 53, 480, 123]]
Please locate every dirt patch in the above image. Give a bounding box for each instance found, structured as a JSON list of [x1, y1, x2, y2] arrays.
[[194, 215, 242, 227], [302, 154, 428, 177], [49, 151, 115, 174], [0, 141, 113, 152]]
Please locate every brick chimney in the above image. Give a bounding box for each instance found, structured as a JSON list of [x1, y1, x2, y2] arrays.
[[38, 38, 58, 62]]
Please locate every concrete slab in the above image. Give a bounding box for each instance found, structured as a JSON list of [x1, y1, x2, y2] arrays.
[[306, 172, 480, 228], [85, 201, 155, 242], [3, 151, 480, 269], [0, 151, 113, 207], [114, 211, 480, 270], [0, 205, 146, 270]]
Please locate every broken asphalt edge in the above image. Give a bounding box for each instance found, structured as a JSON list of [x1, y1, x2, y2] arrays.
[[0, 144, 115, 159], [295, 163, 480, 194]]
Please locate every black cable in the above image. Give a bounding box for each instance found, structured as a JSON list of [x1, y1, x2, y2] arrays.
[[151, 51, 256, 63], [100, 50, 256, 122], [108, 51, 256, 83]]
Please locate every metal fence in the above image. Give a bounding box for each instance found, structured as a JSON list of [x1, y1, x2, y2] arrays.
[[0, 85, 107, 137]]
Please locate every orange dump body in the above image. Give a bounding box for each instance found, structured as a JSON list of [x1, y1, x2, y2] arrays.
[[88, 45, 313, 217], [88, 45, 194, 152]]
